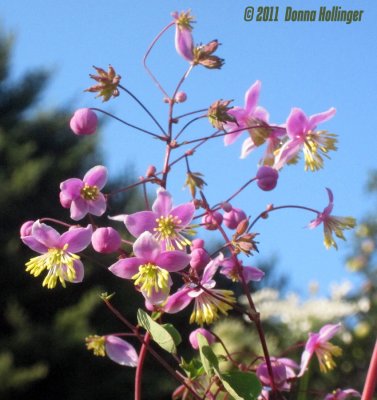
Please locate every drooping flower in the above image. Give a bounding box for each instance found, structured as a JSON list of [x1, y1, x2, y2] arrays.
[[124, 187, 196, 250], [59, 165, 107, 221], [164, 254, 236, 325], [274, 107, 337, 171], [86, 335, 138, 367], [109, 231, 190, 305], [21, 221, 92, 288], [223, 80, 269, 146], [70, 108, 98, 135], [192, 40, 224, 69], [309, 188, 356, 249], [172, 10, 195, 62], [324, 388, 361, 400], [299, 323, 342, 376]]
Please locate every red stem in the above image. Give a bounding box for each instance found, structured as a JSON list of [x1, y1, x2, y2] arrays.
[[135, 332, 151, 400], [362, 339, 377, 400]]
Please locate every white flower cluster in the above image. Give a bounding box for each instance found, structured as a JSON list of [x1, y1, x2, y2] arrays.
[[240, 281, 370, 339]]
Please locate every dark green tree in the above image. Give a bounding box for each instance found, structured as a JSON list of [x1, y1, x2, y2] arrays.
[[0, 29, 175, 400]]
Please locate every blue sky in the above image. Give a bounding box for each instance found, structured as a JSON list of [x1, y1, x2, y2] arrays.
[[3, 0, 376, 297]]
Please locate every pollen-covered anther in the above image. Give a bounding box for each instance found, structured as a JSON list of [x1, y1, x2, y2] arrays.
[[132, 263, 170, 297], [303, 130, 338, 171], [80, 183, 99, 200], [86, 335, 106, 357], [154, 215, 192, 250], [25, 244, 79, 289]]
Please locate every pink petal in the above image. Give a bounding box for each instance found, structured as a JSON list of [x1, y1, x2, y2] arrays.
[[318, 323, 342, 342], [244, 80, 261, 114], [60, 225, 93, 253], [105, 335, 138, 367], [170, 202, 195, 227], [273, 139, 302, 170], [164, 287, 192, 313], [202, 254, 223, 284], [175, 26, 194, 62], [21, 236, 48, 254], [70, 259, 84, 283], [152, 188, 172, 216], [124, 211, 157, 237], [253, 106, 269, 122], [240, 137, 256, 159], [59, 178, 83, 198], [308, 107, 336, 131], [70, 197, 89, 221], [87, 193, 107, 216], [83, 165, 108, 189], [242, 266, 265, 283], [156, 250, 191, 272], [143, 282, 171, 305], [109, 257, 143, 279], [133, 232, 161, 261], [286, 108, 309, 138], [32, 221, 60, 248]]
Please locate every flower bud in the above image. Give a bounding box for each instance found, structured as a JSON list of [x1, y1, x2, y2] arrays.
[[20, 220, 34, 237], [189, 328, 215, 350], [174, 91, 187, 103], [202, 211, 223, 230], [256, 359, 287, 388], [92, 227, 121, 253], [190, 247, 211, 271], [70, 108, 98, 135], [146, 165, 157, 178], [221, 202, 233, 213], [223, 207, 247, 230], [256, 166, 279, 191]]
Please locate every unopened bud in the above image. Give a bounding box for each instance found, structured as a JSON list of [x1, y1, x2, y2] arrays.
[[92, 227, 122, 254], [256, 166, 279, 191], [146, 165, 157, 178], [202, 211, 223, 230], [221, 202, 232, 212], [223, 207, 247, 230], [236, 218, 249, 235], [189, 328, 216, 350], [174, 91, 187, 103], [70, 108, 98, 135]]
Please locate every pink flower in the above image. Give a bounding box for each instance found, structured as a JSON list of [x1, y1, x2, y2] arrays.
[[223, 81, 269, 146], [109, 231, 190, 305], [220, 257, 264, 283], [274, 107, 337, 171], [86, 335, 138, 367], [324, 388, 361, 400], [189, 328, 216, 349], [70, 108, 98, 135], [21, 220, 92, 288], [172, 10, 194, 62], [190, 239, 210, 272], [299, 323, 342, 376], [256, 357, 298, 392], [91, 227, 121, 254], [256, 166, 279, 191], [60, 165, 107, 221], [309, 188, 356, 249], [164, 254, 236, 325], [124, 187, 195, 250], [201, 210, 223, 230]]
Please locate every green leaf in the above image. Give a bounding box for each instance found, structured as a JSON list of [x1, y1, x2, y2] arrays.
[[180, 357, 205, 380], [162, 323, 182, 347], [219, 371, 262, 400], [137, 309, 178, 354], [197, 333, 219, 377]]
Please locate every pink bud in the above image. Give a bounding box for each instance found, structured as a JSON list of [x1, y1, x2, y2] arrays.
[[175, 25, 194, 62], [189, 328, 216, 350], [223, 207, 247, 230], [20, 220, 34, 237], [202, 211, 223, 230], [221, 202, 233, 213], [190, 247, 211, 271], [174, 91, 187, 103], [91, 227, 121, 254], [256, 359, 287, 387], [256, 166, 279, 191], [70, 108, 98, 135], [146, 165, 156, 177], [191, 238, 205, 249]]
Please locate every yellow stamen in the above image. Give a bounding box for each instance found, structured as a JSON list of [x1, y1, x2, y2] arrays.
[[316, 343, 342, 373], [190, 289, 236, 325], [303, 130, 337, 172], [154, 215, 192, 250], [132, 263, 170, 297], [25, 244, 79, 289], [80, 183, 99, 200], [86, 335, 106, 357]]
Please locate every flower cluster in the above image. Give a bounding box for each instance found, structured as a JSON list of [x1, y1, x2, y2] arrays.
[[18, 9, 363, 400]]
